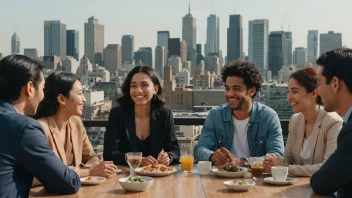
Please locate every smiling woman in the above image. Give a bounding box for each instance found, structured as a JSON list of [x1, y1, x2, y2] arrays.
[[103, 66, 180, 166]]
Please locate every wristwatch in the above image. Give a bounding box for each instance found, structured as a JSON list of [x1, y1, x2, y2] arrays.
[[242, 158, 250, 168]]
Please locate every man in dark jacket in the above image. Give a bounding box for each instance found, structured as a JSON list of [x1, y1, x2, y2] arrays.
[[311, 48, 352, 198], [0, 55, 80, 197]]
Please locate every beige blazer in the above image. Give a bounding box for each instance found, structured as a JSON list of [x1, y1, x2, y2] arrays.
[[283, 107, 343, 176], [38, 116, 100, 167]]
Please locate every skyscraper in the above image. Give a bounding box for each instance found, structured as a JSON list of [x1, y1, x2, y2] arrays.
[[307, 30, 319, 66], [205, 14, 220, 56], [44, 20, 66, 60], [24, 48, 38, 59], [134, 47, 152, 67], [157, 31, 170, 49], [320, 31, 342, 55], [168, 38, 181, 58], [155, 46, 165, 78], [181, 40, 187, 63], [66, 30, 79, 61], [84, 16, 104, 66], [269, 31, 285, 77], [103, 44, 121, 74], [293, 47, 307, 69], [248, 19, 269, 80], [168, 55, 182, 75], [11, 32, 20, 54], [121, 35, 134, 63], [284, 32, 293, 65], [196, 44, 204, 65], [182, 2, 197, 73], [227, 14, 243, 62]]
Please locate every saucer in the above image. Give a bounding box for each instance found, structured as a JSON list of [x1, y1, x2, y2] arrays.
[[263, 177, 297, 185]]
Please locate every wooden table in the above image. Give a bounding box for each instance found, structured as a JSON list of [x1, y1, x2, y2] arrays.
[[30, 165, 334, 198]]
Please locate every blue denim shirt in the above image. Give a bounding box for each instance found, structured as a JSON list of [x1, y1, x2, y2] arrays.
[[194, 102, 284, 162]]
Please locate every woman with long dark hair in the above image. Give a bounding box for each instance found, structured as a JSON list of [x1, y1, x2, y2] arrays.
[[34, 71, 115, 180], [264, 67, 343, 176], [103, 66, 180, 166]]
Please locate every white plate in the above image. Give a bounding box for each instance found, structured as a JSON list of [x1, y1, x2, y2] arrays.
[[108, 168, 123, 177], [264, 177, 297, 185], [223, 180, 255, 191], [135, 167, 178, 177], [119, 176, 154, 192], [80, 176, 106, 185], [212, 167, 249, 178]]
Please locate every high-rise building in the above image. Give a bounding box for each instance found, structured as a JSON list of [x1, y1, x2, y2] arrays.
[[183, 61, 192, 71], [155, 46, 165, 78], [284, 32, 293, 65], [205, 54, 220, 75], [320, 31, 342, 55], [269, 31, 285, 77], [157, 31, 170, 49], [196, 44, 204, 65], [307, 30, 319, 66], [62, 56, 79, 73], [248, 19, 269, 80], [24, 48, 38, 59], [11, 32, 20, 54], [76, 56, 93, 85], [44, 20, 66, 60], [168, 55, 182, 75], [177, 69, 190, 85], [293, 47, 307, 69], [182, 3, 197, 73], [168, 38, 181, 58], [227, 15, 243, 62], [134, 47, 152, 67], [205, 14, 220, 56], [66, 30, 79, 61], [121, 35, 134, 63], [103, 44, 121, 74], [181, 40, 187, 63], [84, 16, 104, 66]]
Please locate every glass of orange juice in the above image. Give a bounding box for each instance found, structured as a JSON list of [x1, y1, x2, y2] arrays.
[[180, 144, 194, 172]]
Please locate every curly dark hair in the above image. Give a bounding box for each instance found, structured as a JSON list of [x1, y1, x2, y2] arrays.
[[117, 65, 166, 109], [221, 61, 263, 98]]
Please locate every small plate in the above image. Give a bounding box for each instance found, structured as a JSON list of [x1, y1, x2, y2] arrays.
[[108, 168, 123, 177], [212, 167, 249, 178], [80, 176, 106, 185], [135, 167, 178, 177], [264, 177, 297, 185], [223, 180, 255, 191]]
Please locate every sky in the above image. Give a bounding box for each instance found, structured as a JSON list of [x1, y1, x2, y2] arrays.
[[1, 0, 351, 57]]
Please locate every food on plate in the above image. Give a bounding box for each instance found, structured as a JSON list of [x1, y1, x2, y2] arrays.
[[232, 180, 250, 185], [217, 165, 243, 172], [127, 176, 144, 183], [142, 164, 175, 172], [82, 176, 104, 182]]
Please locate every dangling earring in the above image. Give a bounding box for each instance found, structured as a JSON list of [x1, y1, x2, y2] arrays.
[[153, 95, 157, 100]]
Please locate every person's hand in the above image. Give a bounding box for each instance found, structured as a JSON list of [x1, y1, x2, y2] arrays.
[[158, 150, 171, 165], [89, 161, 116, 177], [210, 147, 233, 165], [140, 155, 158, 166], [263, 154, 285, 173]]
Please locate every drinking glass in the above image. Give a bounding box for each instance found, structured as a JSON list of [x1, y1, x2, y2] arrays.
[[180, 144, 194, 172], [125, 152, 142, 177], [248, 157, 264, 180]]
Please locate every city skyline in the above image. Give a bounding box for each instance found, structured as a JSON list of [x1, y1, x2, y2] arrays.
[[1, 0, 351, 57]]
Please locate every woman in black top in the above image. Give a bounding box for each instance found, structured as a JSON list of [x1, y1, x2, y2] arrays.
[[103, 66, 180, 166]]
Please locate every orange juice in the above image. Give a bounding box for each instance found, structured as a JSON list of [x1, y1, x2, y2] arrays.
[[181, 156, 194, 171]]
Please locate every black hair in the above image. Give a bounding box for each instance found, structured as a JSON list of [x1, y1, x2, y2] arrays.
[[34, 71, 80, 119], [317, 48, 352, 94], [0, 55, 43, 101], [117, 65, 166, 109], [221, 60, 263, 98]]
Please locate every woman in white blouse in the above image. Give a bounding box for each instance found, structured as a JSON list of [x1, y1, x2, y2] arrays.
[[264, 67, 343, 176]]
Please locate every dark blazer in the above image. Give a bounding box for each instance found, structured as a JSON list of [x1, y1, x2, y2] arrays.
[[103, 105, 180, 165], [0, 100, 80, 197], [311, 113, 352, 198]]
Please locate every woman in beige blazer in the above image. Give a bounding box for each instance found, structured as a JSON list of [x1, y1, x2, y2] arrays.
[[264, 67, 343, 176], [34, 71, 116, 179]]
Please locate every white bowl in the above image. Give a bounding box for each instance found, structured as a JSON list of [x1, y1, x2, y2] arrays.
[[119, 176, 154, 192], [212, 167, 249, 178], [223, 180, 255, 191]]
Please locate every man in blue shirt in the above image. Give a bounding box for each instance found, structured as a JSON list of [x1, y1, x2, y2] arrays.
[[311, 48, 352, 198], [0, 55, 80, 197], [194, 61, 284, 166]]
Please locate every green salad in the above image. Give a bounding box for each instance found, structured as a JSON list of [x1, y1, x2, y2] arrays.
[[127, 176, 144, 183]]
